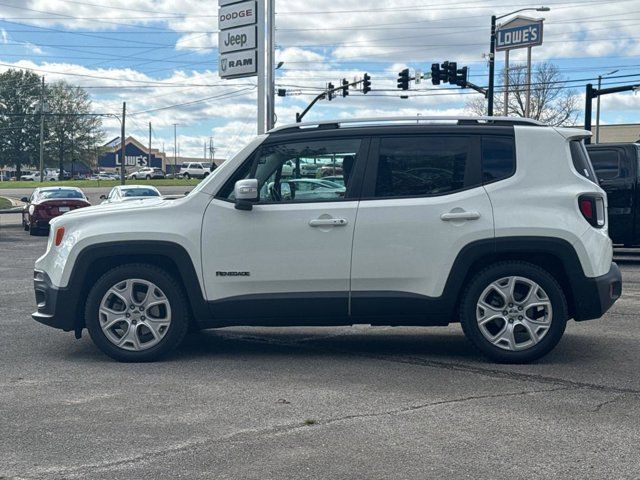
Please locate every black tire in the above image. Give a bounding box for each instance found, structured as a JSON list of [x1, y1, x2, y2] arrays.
[[28, 223, 40, 236], [146, 175, 151, 180], [459, 261, 568, 364], [183, 173, 190, 179], [85, 263, 190, 362], [23, 219, 29, 231]]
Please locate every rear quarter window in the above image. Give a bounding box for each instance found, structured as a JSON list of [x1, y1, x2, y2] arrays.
[[570, 140, 598, 184]]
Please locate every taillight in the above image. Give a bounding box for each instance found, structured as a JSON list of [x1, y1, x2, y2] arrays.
[[54, 227, 65, 246], [579, 195, 605, 228]]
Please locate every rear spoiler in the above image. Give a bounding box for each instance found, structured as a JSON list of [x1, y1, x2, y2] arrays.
[[553, 127, 593, 141]]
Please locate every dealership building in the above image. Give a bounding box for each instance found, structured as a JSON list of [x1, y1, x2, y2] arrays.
[[98, 136, 226, 174]]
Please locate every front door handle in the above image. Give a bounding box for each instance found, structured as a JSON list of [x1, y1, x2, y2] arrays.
[[440, 211, 481, 221], [309, 218, 348, 227]]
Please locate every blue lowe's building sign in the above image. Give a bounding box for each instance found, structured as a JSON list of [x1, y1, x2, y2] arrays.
[[496, 16, 544, 51], [98, 137, 164, 170]]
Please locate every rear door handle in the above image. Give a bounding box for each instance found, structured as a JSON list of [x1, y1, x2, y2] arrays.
[[440, 211, 481, 221], [309, 218, 348, 227]]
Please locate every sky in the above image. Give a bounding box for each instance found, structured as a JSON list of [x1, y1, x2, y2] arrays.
[[0, 0, 638, 160]]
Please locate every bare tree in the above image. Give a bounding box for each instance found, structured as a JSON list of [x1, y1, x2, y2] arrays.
[[467, 62, 579, 126]]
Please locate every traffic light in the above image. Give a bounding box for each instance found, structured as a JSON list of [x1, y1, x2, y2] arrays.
[[431, 63, 444, 85], [327, 82, 335, 101], [397, 68, 410, 90], [362, 73, 371, 94], [446, 62, 457, 84], [455, 66, 468, 87], [342, 78, 349, 97]]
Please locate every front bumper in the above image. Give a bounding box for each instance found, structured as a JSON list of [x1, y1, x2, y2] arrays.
[[32, 270, 77, 332], [573, 262, 622, 321]]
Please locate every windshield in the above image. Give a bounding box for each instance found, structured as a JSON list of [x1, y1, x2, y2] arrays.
[[122, 188, 159, 197], [39, 189, 84, 200]]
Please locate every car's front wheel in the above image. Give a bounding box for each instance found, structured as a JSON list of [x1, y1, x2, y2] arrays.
[[183, 173, 190, 179], [459, 261, 567, 363], [85, 264, 190, 362]]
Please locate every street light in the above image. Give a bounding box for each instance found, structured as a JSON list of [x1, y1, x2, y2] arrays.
[[595, 69, 619, 144], [488, 6, 550, 116]]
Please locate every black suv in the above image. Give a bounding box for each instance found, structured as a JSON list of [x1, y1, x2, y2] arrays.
[[587, 143, 640, 247]]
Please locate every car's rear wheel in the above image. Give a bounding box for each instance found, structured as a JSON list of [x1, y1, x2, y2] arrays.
[[85, 264, 190, 362], [28, 222, 41, 236], [459, 261, 567, 363], [183, 173, 190, 179]]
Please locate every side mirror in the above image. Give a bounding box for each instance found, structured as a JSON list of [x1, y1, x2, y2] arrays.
[[21, 197, 28, 202], [234, 178, 259, 211], [99, 195, 107, 200]]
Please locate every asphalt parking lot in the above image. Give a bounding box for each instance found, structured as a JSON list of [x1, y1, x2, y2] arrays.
[[1, 222, 639, 479]]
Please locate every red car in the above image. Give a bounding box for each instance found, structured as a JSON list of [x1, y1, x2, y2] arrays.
[[22, 187, 91, 235]]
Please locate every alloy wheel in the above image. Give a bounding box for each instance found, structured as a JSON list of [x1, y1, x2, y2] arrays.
[[99, 279, 172, 351], [476, 276, 553, 351]]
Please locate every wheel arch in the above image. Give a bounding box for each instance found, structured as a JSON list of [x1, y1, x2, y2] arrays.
[[69, 241, 209, 333], [445, 237, 584, 320]]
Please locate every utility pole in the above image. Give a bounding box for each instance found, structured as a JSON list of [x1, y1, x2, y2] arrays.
[[39, 76, 45, 182], [487, 14, 496, 116], [148, 121, 152, 166], [173, 124, 177, 176], [595, 69, 619, 144], [204, 141, 207, 163], [266, 0, 275, 130], [120, 102, 126, 185]]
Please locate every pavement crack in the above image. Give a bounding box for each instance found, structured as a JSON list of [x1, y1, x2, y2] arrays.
[[590, 395, 623, 413]]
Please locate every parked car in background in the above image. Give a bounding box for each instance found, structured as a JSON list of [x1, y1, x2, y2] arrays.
[[21, 187, 90, 235], [179, 162, 211, 179], [128, 167, 165, 180], [322, 175, 345, 187], [100, 185, 161, 204], [263, 178, 346, 201], [586, 142, 640, 246]]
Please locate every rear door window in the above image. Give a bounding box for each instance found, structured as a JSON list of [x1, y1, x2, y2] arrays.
[[481, 136, 515, 183], [373, 135, 480, 198]]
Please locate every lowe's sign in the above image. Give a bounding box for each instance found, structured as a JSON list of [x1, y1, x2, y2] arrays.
[[99, 142, 162, 169], [496, 17, 544, 51]]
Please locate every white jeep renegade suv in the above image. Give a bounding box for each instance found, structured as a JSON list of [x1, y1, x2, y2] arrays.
[[32, 117, 622, 363]]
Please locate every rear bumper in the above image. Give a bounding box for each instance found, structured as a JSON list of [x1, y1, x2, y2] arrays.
[[32, 270, 77, 332], [573, 262, 622, 321]]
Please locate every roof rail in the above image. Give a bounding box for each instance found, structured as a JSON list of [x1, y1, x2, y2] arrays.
[[268, 116, 545, 134]]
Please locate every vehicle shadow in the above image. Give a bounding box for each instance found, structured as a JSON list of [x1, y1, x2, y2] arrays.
[[169, 326, 598, 366]]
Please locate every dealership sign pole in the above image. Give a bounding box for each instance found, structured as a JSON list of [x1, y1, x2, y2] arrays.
[[495, 16, 544, 118], [219, 0, 272, 134]]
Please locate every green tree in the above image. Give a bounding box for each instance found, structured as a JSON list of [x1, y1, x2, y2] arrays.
[[46, 81, 104, 179], [0, 69, 42, 178]]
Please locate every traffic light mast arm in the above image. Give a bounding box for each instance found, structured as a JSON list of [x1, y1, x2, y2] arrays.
[[296, 78, 366, 123], [461, 81, 487, 97], [584, 82, 640, 143]]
